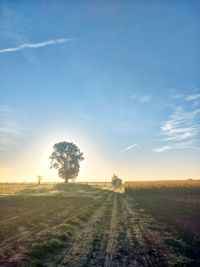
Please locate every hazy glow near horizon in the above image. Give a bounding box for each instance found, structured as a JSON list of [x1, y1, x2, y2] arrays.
[[0, 1, 200, 182]]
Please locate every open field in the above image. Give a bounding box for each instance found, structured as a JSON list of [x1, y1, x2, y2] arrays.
[[0, 182, 200, 267], [125, 180, 200, 265]]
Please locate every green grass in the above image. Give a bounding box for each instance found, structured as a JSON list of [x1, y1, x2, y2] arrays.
[[30, 238, 64, 259], [0, 183, 109, 265]]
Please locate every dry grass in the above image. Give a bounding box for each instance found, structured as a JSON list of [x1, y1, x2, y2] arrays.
[[124, 179, 200, 194], [0, 183, 108, 266]]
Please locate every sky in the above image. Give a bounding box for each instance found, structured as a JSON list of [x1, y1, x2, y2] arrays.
[[0, 0, 200, 182]]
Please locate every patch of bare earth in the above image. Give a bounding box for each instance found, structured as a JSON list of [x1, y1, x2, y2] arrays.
[[0, 190, 192, 267], [43, 192, 114, 267], [44, 193, 190, 267], [117, 195, 186, 267]]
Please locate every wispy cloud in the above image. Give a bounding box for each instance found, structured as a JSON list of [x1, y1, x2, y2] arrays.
[[185, 93, 200, 101], [172, 92, 200, 102], [139, 95, 151, 103], [119, 144, 138, 154], [153, 141, 197, 153], [173, 93, 184, 100], [154, 107, 200, 153], [131, 94, 151, 103], [0, 38, 77, 54], [0, 105, 27, 157], [153, 145, 172, 153], [161, 107, 200, 142]]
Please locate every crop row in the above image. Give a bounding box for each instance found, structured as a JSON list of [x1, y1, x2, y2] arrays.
[[124, 180, 200, 194]]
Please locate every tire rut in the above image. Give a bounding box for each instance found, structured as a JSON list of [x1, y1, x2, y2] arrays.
[[46, 192, 114, 267], [104, 194, 119, 267], [120, 195, 182, 266]]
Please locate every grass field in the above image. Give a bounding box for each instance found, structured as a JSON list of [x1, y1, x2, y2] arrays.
[[0, 181, 200, 267]]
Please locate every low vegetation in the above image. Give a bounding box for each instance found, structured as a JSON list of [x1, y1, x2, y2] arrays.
[[124, 179, 200, 194], [0, 183, 108, 266], [0, 181, 199, 266]]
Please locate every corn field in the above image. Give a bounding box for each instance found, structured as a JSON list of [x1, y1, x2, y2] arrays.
[[124, 180, 200, 194]]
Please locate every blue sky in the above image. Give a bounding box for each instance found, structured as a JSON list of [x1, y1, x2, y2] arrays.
[[0, 0, 200, 181]]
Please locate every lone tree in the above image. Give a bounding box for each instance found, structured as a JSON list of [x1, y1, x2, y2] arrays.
[[112, 174, 122, 187], [50, 141, 84, 183]]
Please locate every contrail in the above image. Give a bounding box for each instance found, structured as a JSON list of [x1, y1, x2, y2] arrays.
[[119, 144, 138, 154], [0, 38, 77, 54]]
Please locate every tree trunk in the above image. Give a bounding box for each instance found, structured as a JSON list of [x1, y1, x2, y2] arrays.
[[64, 172, 68, 184]]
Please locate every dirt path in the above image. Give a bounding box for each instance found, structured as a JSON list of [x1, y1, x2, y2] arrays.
[[104, 194, 118, 267], [51, 192, 114, 267], [42, 192, 187, 267]]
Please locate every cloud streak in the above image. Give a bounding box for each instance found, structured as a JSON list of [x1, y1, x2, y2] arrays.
[[0, 105, 27, 157], [131, 94, 151, 103], [173, 93, 200, 102], [119, 144, 138, 154], [0, 38, 77, 54], [185, 93, 200, 101], [154, 107, 200, 153], [153, 145, 172, 153]]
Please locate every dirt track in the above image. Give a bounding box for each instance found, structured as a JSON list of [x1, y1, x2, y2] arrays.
[[43, 192, 186, 267]]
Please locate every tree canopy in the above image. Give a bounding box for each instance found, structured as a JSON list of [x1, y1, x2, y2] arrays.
[[50, 141, 84, 183], [112, 174, 122, 187]]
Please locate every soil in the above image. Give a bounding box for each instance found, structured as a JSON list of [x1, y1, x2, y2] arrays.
[[43, 193, 189, 267], [0, 186, 197, 267]]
